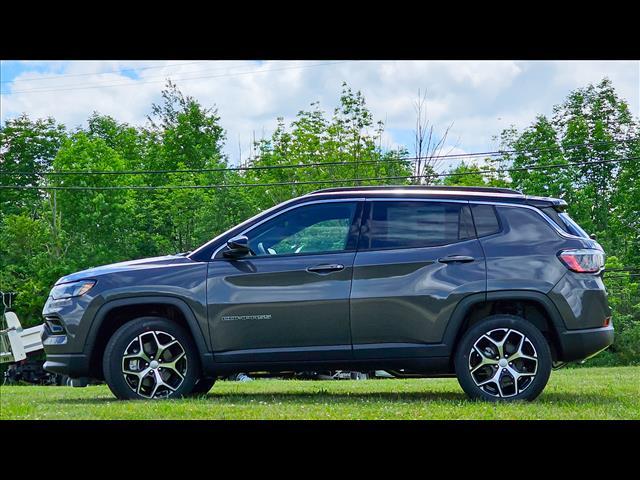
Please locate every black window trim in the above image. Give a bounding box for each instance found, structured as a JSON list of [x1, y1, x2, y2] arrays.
[[469, 203, 503, 239]]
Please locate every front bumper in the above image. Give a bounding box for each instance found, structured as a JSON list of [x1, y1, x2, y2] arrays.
[[41, 313, 93, 378], [43, 353, 91, 377], [557, 324, 614, 362]]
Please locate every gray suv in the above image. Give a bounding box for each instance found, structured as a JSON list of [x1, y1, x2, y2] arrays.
[[42, 186, 614, 401]]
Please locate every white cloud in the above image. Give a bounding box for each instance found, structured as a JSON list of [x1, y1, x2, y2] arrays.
[[1, 60, 637, 166], [551, 60, 640, 112]]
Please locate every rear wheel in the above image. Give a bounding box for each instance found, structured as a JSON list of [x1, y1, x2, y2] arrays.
[[454, 315, 552, 401], [103, 317, 200, 400]]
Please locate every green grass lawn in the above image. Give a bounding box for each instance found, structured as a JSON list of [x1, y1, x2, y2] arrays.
[[1, 366, 638, 420]]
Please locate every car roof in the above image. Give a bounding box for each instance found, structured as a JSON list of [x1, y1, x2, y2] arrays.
[[304, 185, 567, 208]]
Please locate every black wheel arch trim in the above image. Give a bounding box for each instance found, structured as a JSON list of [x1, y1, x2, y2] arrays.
[[443, 290, 567, 356], [84, 295, 211, 366]]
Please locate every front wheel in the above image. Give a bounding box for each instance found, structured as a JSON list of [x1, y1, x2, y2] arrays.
[[454, 315, 552, 401], [103, 317, 201, 400], [188, 377, 216, 396]]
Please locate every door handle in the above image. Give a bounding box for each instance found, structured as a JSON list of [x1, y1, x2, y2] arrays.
[[438, 255, 475, 263], [306, 264, 345, 274]]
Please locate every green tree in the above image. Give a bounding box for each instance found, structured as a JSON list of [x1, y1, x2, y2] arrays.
[[0, 213, 75, 325], [0, 115, 67, 218], [143, 81, 239, 252], [495, 78, 639, 259], [497, 117, 574, 199], [610, 134, 640, 267], [52, 132, 136, 265], [87, 113, 148, 169], [554, 78, 637, 238], [494, 78, 640, 365], [246, 83, 411, 207], [442, 161, 488, 186]]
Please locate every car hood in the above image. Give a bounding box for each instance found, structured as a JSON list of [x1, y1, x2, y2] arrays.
[[55, 255, 196, 285]]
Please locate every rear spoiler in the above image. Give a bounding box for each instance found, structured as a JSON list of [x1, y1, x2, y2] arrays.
[[524, 195, 568, 211]]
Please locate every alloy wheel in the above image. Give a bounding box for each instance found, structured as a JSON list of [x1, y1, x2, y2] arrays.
[[121, 330, 188, 399], [468, 328, 538, 398]]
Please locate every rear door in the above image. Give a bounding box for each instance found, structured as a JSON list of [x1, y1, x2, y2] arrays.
[[349, 198, 486, 359]]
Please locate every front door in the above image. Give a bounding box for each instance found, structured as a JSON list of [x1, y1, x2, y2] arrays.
[[207, 200, 363, 363], [350, 199, 486, 359]]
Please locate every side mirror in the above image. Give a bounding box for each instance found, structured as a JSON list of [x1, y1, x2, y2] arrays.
[[224, 235, 251, 257]]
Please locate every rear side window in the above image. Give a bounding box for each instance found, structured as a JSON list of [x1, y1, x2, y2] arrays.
[[360, 201, 475, 250], [470, 204, 500, 237]]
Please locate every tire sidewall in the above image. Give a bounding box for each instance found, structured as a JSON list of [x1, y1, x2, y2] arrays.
[[103, 316, 201, 400], [189, 377, 216, 396], [454, 315, 552, 402]]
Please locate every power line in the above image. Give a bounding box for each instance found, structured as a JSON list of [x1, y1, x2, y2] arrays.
[[1, 157, 639, 191], [453, 157, 638, 179], [0, 139, 635, 177], [1, 61, 350, 95], [1, 61, 306, 93], [2, 157, 412, 177], [0, 61, 209, 84]]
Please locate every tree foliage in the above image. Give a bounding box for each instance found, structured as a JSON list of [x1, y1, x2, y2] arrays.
[[0, 115, 67, 218], [244, 83, 410, 207], [1, 78, 638, 365], [488, 78, 639, 364], [494, 79, 639, 258]]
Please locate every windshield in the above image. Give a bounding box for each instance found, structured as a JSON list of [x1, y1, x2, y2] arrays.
[[187, 197, 300, 259]]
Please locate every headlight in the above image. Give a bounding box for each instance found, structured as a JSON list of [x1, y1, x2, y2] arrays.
[[50, 280, 96, 300]]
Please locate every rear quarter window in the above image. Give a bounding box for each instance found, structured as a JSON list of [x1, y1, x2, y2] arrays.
[[540, 207, 570, 234], [495, 206, 558, 240], [540, 207, 590, 238], [558, 212, 590, 238]]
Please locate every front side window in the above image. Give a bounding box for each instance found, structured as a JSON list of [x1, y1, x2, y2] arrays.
[[247, 202, 358, 257], [360, 201, 475, 250]]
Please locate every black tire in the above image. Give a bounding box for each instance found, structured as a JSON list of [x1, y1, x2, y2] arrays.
[[189, 377, 216, 396], [103, 316, 201, 400], [454, 314, 552, 402]]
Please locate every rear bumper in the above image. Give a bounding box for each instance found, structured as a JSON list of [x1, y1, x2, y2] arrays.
[[557, 324, 614, 362], [43, 353, 90, 378], [548, 272, 611, 330]]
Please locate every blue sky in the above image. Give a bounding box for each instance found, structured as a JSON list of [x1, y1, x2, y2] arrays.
[[1, 60, 638, 170]]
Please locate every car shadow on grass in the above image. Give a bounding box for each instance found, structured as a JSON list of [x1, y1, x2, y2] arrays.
[[44, 389, 627, 406], [200, 390, 627, 405], [204, 390, 468, 403], [46, 390, 465, 405]]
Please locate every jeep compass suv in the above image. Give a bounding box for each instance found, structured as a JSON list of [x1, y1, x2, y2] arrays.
[[42, 186, 613, 401]]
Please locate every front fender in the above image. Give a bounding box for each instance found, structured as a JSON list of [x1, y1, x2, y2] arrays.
[[84, 295, 211, 359]]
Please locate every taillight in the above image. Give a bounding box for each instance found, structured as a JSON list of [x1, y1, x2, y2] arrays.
[[557, 249, 604, 273]]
